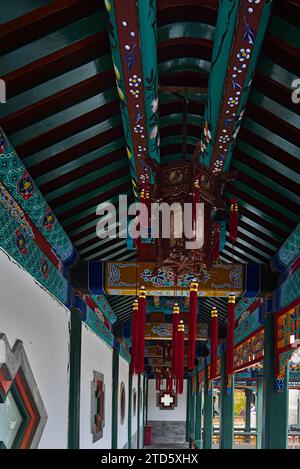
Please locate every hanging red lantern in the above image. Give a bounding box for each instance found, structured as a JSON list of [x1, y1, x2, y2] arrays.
[[229, 199, 238, 248], [155, 368, 161, 391], [136, 286, 146, 374], [187, 280, 198, 371], [171, 303, 180, 377], [226, 295, 235, 381], [131, 299, 139, 373], [177, 320, 185, 394], [210, 307, 218, 380]]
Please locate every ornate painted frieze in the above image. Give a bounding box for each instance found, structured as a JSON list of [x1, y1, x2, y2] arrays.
[[0, 129, 75, 265], [271, 223, 300, 272], [105, 261, 244, 296], [0, 334, 47, 449], [144, 322, 208, 341], [279, 269, 300, 310], [234, 306, 263, 346], [83, 304, 114, 349], [0, 202, 70, 307], [275, 306, 300, 384]]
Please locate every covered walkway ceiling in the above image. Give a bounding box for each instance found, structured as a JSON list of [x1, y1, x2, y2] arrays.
[[0, 0, 299, 324]]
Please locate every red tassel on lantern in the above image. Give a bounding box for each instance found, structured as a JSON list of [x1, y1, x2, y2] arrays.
[[226, 295, 235, 381], [177, 320, 185, 394], [166, 368, 173, 393], [136, 286, 146, 374], [192, 179, 200, 229], [131, 299, 139, 373], [210, 307, 218, 380], [229, 199, 238, 248], [212, 223, 220, 264], [187, 280, 198, 371], [172, 303, 180, 377], [156, 368, 161, 391]]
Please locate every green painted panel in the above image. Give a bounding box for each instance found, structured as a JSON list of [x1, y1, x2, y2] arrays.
[[1, 13, 106, 75], [160, 135, 199, 147], [232, 160, 300, 206], [224, 190, 291, 234], [242, 117, 300, 160], [159, 113, 203, 128], [238, 214, 284, 243], [0, 0, 51, 24], [250, 90, 300, 128], [159, 92, 207, 106], [229, 180, 298, 222], [257, 57, 298, 88], [236, 225, 278, 251], [236, 140, 299, 182], [223, 242, 265, 264], [35, 139, 124, 185], [46, 159, 128, 203], [268, 15, 300, 49], [159, 58, 210, 75], [12, 88, 117, 148], [158, 21, 215, 42], [53, 174, 130, 215], [224, 231, 271, 260], [0, 56, 113, 119]]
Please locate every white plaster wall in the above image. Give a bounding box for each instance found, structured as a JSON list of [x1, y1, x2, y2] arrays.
[[118, 356, 129, 449], [147, 379, 187, 421], [131, 373, 138, 446], [0, 250, 70, 448], [80, 324, 113, 449]]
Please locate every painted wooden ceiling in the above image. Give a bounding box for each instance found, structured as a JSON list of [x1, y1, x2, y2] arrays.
[[0, 0, 299, 323]]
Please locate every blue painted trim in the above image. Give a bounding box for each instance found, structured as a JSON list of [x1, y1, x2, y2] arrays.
[[88, 260, 105, 294]]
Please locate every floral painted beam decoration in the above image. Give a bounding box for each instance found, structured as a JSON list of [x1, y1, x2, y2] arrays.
[[199, 0, 273, 173], [104, 0, 159, 197]]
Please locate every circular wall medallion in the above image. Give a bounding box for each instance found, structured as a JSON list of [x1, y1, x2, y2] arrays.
[[120, 381, 126, 425], [132, 388, 137, 416]]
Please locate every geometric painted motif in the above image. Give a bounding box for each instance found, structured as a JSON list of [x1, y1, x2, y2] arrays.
[[0, 334, 47, 449], [156, 391, 177, 410], [91, 371, 105, 443], [233, 328, 264, 372], [0, 129, 74, 264]]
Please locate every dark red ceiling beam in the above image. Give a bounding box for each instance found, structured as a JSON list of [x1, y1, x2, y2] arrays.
[[29, 125, 123, 178], [273, 0, 300, 28], [238, 127, 298, 173], [1, 70, 115, 135], [160, 143, 195, 157], [16, 100, 120, 159], [0, 0, 103, 55], [160, 123, 200, 139], [245, 101, 300, 148], [237, 219, 281, 250], [50, 167, 130, 213], [159, 100, 205, 117], [40, 147, 127, 195], [157, 0, 218, 27], [252, 71, 299, 114], [2, 32, 110, 99], [227, 183, 296, 230], [159, 71, 209, 88], [158, 38, 213, 62], [236, 204, 287, 241], [233, 150, 300, 196], [262, 34, 300, 76]]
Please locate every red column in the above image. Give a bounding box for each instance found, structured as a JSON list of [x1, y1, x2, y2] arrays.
[[177, 320, 185, 394], [210, 307, 218, 380], [188, 280, 198, 371], [131, 299, 139, 373], [172, 302, 180, 377], [136, 286, 146, 374], [226, 295, 235, 382]]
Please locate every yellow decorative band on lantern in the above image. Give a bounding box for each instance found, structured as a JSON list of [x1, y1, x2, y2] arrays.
[[140, 189, 145, 199], [211, 307, 218, 318], [234, 203, 238, 211], [139, 286, 146, 298], [194, 179, 199, 189], [173, 303, 180, 314], [133, 300, 138, 311], [228, 295, 235, 304], [146, 191, 150, 199], [178, 320, 185, 332], [190, 280, 198, 292]]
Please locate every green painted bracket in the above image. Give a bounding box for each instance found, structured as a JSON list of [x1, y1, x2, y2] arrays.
[[104, 0, 160, 197], [199, 0, 273, 173]]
